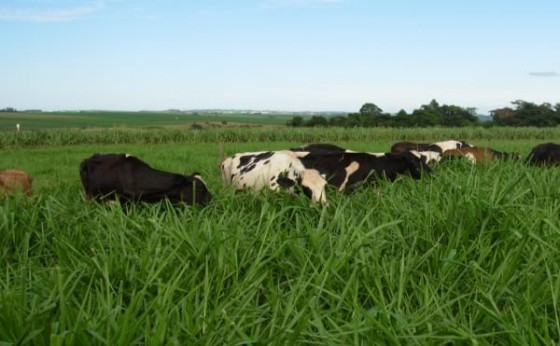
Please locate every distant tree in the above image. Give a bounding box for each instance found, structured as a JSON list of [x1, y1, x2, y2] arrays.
[[359, 103, 383, 116], [287, 116, 304, 127], [439, 105, 479, 127], [491, 100, 560, 127], [512, 100, 557, 127], [396, 109, 408, 117], [490, 107, 518, 126], [411, 100, 443, 126], [328, 115, 348, 127], [354, 102, 389, 127], [305, 116, 328, 127]]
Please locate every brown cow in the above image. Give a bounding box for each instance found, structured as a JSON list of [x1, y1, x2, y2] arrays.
[[0, 169, 33, 197], [442, 147, 520, 164]]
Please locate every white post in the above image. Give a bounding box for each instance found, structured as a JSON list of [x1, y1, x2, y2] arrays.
[[16, 123, 20, 131]]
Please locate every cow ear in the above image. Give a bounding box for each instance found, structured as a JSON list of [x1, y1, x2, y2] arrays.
[[189, 172, 205, 183]]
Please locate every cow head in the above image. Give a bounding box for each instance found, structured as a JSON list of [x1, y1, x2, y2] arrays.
[[181, 173, 212, 206], [390, 152, 433, 179], [276, 169, 328, 205]]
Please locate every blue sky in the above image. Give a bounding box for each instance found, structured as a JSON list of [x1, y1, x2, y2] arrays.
[[1, 0, 558, 114]]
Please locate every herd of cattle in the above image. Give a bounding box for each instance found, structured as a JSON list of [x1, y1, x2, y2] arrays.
[[1, 141, 560, 207]]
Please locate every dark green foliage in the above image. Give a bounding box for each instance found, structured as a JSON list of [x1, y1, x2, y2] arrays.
[[491, 100, 560, 127], [289, 99, 560, 128]]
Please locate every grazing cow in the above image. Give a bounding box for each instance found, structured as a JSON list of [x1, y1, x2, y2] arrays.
[[391, 140, 472, 154], [295, 151, 432, 191], [432, 140, 473, 153], [220, 150, 328, 205], [391, 141, 432, 153], [290, 143, 348, 153], [291, 143, 390, 157], [409, 150, 442, 165], [0, 169, 33, 198], [526, 143, 560, 166], [442, 147, 520, 164], [79, 153, 212, 206]]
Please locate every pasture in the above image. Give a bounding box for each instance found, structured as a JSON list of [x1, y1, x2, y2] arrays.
[[0, 110, 295, 131], [1, 127, 560, 344]]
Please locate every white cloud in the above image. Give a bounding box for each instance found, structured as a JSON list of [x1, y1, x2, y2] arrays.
[[529, 71, 559, 77], [0, 3, 103, 22]]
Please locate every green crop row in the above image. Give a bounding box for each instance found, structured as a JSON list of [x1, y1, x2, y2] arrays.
[[2, 127, 560, 149]]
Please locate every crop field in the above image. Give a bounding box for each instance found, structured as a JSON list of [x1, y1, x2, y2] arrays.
[[1, 127, 560, 344], [0, 110, 296, 131]]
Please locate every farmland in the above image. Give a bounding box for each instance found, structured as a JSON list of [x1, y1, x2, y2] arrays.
[[0, 110, 303, 131], [1, 126, 560, 344]]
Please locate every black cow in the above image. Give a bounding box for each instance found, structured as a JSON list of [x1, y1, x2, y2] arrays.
[[79, 153, 212, 206], [526, 143, 560, 166], [295, 151, 432, 191], [290, 143, 348, 153], [390, 141, 432, 153]]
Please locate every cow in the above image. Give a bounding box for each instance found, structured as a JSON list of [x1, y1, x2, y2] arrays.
[[391, 141, 432, 153], [409, 150, 442, 165], [220, 150, 328, 205], [290, 143, 349, 153], [79, 153, 212, 206], [391, 140, 473, 154], [292, 143, 441, 165], [295, 150, 432, 191], [525, 143, 560, 166], [291, 143, 389, 157], [442, 147, 520, 164], [0, 169, 33, 198]]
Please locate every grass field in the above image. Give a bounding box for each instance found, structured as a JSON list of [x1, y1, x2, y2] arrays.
[[0, 110, 297, 131], [1, 128, 560, 344]]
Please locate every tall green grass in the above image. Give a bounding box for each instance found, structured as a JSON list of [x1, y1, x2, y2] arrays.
[[1, 138, 560, 344], [2, 126, 560, 148]]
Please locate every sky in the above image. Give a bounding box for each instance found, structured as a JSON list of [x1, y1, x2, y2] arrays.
[[1, 0, 558, 114]]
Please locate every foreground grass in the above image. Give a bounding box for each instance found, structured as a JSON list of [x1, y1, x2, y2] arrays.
[[1, 139, 560, 344]]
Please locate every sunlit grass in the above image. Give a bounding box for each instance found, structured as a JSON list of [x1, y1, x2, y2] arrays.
[[1, 135, 560, 344]]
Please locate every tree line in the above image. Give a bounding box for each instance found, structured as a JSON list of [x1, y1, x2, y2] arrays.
[[288, 100, 560, 127]]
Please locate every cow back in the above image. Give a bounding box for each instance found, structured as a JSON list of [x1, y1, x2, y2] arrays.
[[391, 141, 431, 153], [291, 143, 347, 153], [80, 153, 211, 206], [0, 169, 33, 197], [526, 143, 560, 166]]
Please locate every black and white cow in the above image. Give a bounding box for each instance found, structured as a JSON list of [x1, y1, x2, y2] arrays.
[[291, 142, 387, 157], [293, 143, 441, 164], [290, 143, 349, 153], [294, 151, 432, 191], [222, 148, 431, 203], [79, 153, 212, 206], [526, 143, 560, 166], [220, 150, 328, 204], [391, 140, 472, 154], [390, 141, 432, 153]]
